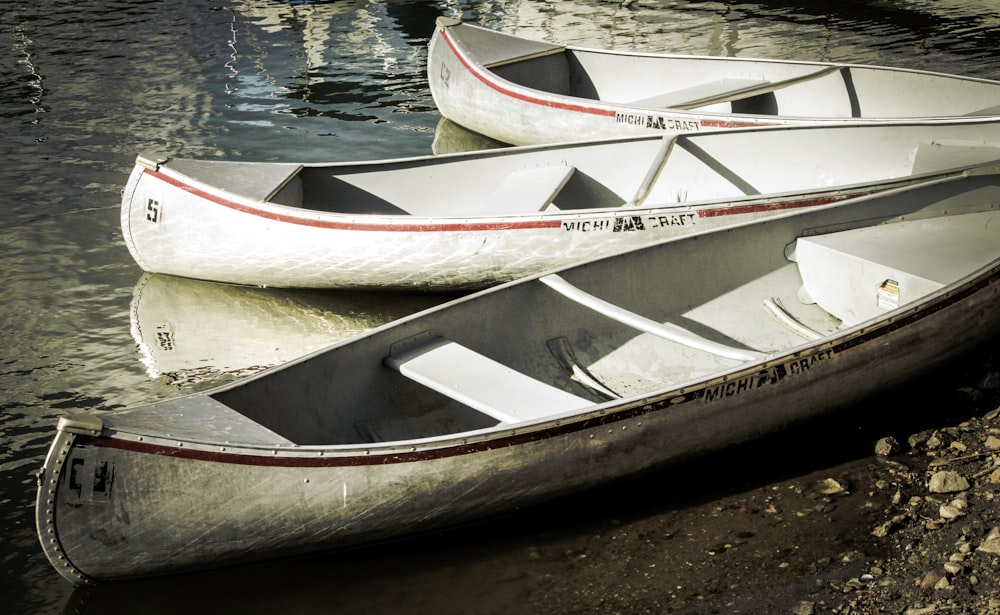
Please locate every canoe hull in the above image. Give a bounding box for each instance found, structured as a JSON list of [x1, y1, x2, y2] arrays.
[[38, 252, 999, 583], [428, 19, 1000, 146], [121, 162, 874, 290]]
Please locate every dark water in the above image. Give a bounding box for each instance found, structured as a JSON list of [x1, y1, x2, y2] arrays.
[[3, 0, 1000, 612]]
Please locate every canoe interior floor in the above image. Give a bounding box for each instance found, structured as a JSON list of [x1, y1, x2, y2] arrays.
[[552, 263, 836, 399]]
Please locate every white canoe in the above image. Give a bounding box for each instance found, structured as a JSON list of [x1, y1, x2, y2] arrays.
[[122, 119, 1000, 289], [428, 17, 1000, 146], [40, 165, 1000, 583]]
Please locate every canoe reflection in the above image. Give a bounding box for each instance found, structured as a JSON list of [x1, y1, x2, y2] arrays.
[[431, 117, 507, 154], [129, 273, 448, 385]]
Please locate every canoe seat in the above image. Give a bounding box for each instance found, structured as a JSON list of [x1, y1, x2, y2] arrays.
[[627, 78, 772, 110], [540, 274, 766, 362], [163, 157, 303, 204], [795, 211, 1000, 326], [477, 165, 575, 215], [385, 336, 593, 424]]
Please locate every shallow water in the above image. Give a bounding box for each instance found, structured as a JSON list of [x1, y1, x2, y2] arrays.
[[3, 0, 1000, 612]]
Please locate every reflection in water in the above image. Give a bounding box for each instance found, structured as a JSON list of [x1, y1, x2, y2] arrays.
[[130, 273, 448, 385], [6, 15, 46, 119], [431, 117, 505, 154], [216, 0, 443, 158], [231, 0, 364, 82]]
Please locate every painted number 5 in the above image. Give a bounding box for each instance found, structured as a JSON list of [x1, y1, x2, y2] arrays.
[[146, 198, 160, 224]]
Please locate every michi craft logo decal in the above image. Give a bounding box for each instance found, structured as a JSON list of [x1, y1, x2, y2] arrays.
[[704, 349, 835, 401]]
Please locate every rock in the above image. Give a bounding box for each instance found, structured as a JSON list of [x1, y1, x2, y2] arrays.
[[873, 514, 908, 537], [926, 431, 948, 450], [793, 601, 815, 615], [918, 569, 946, 589], [875, 436, 901, 456], [977, 527, 1000, 554], [927, 470, 970, 494], [908, 430, 933, 450], [814, 477, 847, 495], [939, 503, 966, 520], [985, 435, 1000, 450], [989, 467, 1000, 484]]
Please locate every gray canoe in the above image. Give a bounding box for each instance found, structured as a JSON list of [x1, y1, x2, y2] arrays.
[[39, 164, 1000, 583]]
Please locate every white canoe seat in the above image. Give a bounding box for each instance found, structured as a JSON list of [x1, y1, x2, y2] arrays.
[[627, 78, 772, 110], [539, 274, 766, 362], [476, 165, 575, 215], [628, 65, 844, 110], [162, 157, 303, 204], [385, 336, 593, 424], [795, 211, 1000, 327]]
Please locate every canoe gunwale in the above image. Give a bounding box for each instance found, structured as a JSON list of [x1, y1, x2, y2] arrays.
[[140, 156, 981, 231]]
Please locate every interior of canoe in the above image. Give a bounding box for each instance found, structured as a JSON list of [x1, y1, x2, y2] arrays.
[[206, 177, 1000, 446], [480, 39, 1000, 118], [169, 122, 1000, 219]]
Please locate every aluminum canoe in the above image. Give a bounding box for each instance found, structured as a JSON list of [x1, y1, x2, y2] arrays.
[[40, 164, 1000, 583], [122, 119, 1000, 289], [428, 17, 1000, 146]]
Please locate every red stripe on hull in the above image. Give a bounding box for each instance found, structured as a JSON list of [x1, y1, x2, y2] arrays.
[[440, 29, 616, 117], [697, 194, 855, 217]]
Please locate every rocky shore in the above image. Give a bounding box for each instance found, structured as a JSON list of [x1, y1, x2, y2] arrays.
[[821, 406, 1000, 615], [519, 351, 1000, 615]]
